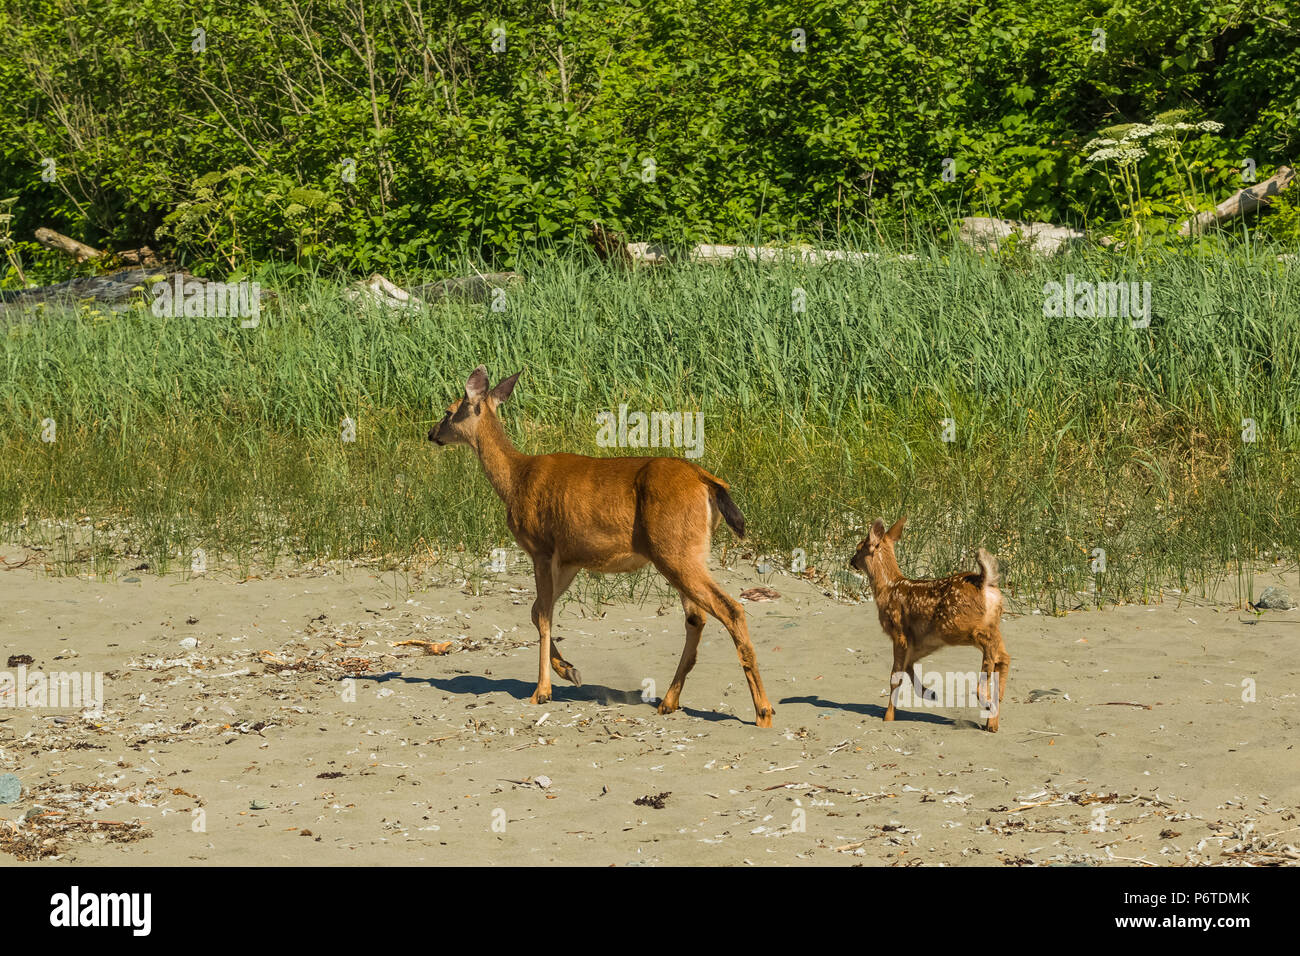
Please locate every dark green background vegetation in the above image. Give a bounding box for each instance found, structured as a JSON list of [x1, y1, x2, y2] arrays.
[[2, 0, 1298, 275]]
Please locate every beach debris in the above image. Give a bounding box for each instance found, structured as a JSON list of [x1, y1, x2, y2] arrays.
[[0, 813, 150, 862], [1252, 586, 1296, 611], [534, 775, 553, 790], [390, 639, 454, 655], [0, 781, 181, 861], [634, 792, 670, 809], [740, 587, 781, 603], [6, 654, 34, 667]]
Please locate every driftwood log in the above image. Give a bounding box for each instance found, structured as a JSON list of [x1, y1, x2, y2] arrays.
[[589, 220, 912, 266], [0, 268, 273, 316], [958, 217, 1085, 256], [1177, 165, 1295, 237], [34, 227, 161, 268], [411, 272, 520, 303], [344, 272, 520, 310], [0, 268, 181, 312]]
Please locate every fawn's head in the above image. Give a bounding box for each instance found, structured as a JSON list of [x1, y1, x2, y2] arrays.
[[428, 365, 521, 448], [849, 516, 907, 577]]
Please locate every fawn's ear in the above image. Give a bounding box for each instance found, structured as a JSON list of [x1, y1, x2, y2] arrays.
[[490, 370, 521, 404], [886, 516, 908, 541], [465, 365, 490, 400], [869, 519, 887, 543]]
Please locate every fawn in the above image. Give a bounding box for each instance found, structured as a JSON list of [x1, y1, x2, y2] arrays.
[[849, 517, 1009, 731], [428, 366, 775, 727]]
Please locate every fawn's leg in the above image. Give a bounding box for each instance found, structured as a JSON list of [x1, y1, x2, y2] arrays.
[[529, 556, 555, 705], [978, 640, 1001, 732], [991, 628, 1010, 731], [546, 561, 583, 685], [659, 597, 705, 715], [662, 562, 774, 727], [885, 638, 908, 721]]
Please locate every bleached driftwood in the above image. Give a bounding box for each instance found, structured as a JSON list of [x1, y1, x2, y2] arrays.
[[958, 217, 1085, 257], [590, 220, 914, 267], [1177, 165, 1295, 237], [687, 244, 912, 264], [345, 272, 520, 310], [345, 273, 423, 310]]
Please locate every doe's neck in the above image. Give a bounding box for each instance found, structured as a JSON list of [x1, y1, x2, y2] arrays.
[[472, 409, 527, 503]]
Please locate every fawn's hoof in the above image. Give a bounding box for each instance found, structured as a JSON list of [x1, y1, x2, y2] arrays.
[[566, 666, 582, 687], [755, 706, 774, 728], [985, 717, 999, 733], [529, 688, 552, 705], [657, 698, 679, 715], [883, 710, 896, 722], [920, 688, 938, 703]]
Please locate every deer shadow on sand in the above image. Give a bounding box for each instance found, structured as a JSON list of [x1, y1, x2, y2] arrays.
[[780, 693, 959, 726], [349, 671, 743, 723]]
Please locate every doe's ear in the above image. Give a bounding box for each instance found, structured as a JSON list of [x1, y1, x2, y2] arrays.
[[490, 370, 522, 404], [886, 516, 908, 541], [465, 365, 489, 400]]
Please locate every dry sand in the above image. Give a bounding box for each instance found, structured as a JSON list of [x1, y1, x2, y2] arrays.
[[1, 548, 1297, 866]]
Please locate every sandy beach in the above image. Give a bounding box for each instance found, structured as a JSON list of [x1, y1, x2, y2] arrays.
[[1, 550, 1297, 866]]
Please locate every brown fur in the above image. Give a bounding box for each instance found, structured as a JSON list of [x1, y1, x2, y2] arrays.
[[849, 517, 1010, 732], [429, 366, 774, 727]]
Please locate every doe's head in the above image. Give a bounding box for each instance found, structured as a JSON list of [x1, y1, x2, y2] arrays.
[[428, 365, 521, 448], [849, 516, 907, 573]]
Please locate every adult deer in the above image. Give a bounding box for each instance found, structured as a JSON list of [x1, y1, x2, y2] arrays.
[[428, 366, 774, 727]]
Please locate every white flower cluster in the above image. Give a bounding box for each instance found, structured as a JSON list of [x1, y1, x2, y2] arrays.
[[1087, 145, 1148, 165], [1085, 118, 1222, 164]]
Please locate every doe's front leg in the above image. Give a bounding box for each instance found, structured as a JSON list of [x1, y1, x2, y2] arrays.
[[529, 557, 555, 705]]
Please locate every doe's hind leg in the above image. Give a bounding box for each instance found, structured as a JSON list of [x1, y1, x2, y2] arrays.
[[659, 597, 705, 715]]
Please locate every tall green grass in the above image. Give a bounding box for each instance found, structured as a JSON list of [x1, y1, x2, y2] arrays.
[[3, 241, 1297, 611]]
